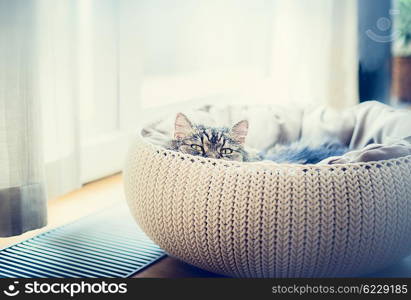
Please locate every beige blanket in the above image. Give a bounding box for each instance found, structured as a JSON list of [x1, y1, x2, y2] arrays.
[[142, 101, 411, 164]]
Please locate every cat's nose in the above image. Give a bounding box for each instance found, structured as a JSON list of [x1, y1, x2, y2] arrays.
[[207, 153, 221, 159]]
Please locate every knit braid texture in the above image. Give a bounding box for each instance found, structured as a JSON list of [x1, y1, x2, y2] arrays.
[[124, 136, 411, 277]]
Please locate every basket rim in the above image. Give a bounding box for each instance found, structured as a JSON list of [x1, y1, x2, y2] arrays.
[[135, 128, 411, 171]]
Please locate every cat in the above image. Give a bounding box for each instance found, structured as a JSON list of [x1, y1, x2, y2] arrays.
[[170, 113, 249, 161], [170, 113, 348, 164]]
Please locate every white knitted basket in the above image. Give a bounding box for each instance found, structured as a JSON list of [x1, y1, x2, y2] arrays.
[[124, 134, 411, 278]]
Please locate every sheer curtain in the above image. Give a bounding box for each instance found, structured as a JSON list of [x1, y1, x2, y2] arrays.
[[267, 0, 358, 109], [0, 0, 47, 237], [0, 0, 141, 236]]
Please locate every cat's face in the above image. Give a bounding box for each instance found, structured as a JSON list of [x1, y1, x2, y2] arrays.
[[172, 113, 249, 162]]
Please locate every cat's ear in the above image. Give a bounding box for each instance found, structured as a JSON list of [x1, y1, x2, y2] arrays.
[[174, 113, 193, 140], [230, 120, 248, 144]]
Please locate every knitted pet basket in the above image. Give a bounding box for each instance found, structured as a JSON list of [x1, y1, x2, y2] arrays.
[[124, 134, 411, 277]]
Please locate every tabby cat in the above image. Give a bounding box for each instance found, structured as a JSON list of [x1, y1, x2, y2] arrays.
[[170, 113, 249, 161], [170, 113, 348, 164]]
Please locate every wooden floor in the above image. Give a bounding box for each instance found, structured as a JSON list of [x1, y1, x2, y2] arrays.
[[133, 257, 220, 278], [0, 173, 218, 278], [0, 174, 122, 249]]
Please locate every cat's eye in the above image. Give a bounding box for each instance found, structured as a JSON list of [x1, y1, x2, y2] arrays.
[[221, 148, 233, 155], [190, 144, 203, 152]]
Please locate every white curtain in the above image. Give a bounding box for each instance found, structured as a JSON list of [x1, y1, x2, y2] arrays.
[[267, 0, 358, 109], [137, 0, 358, 109], [0, 0, 141, 236], [0, 0, 47, 237]]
